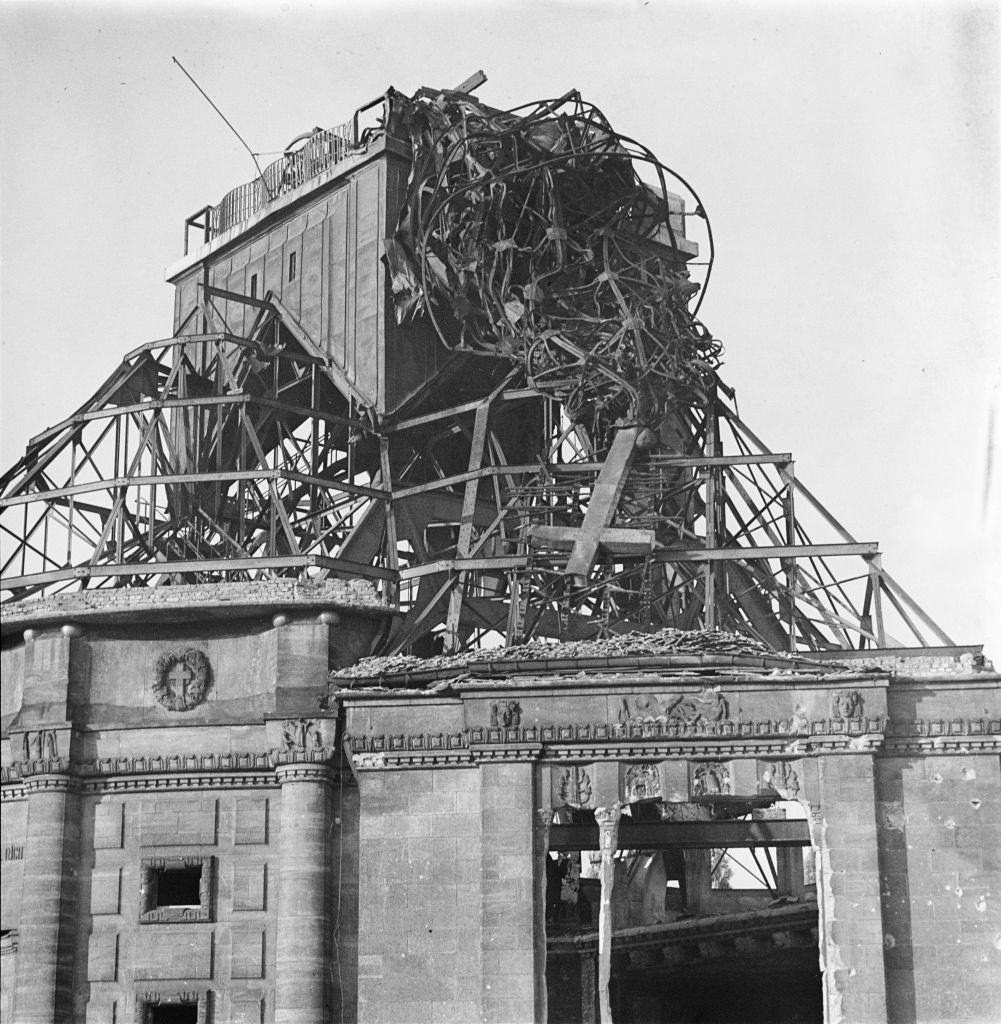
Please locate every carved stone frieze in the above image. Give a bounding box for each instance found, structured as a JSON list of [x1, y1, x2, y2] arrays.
[[618, 687, 730, 728], [623, 763, 661, 802], [267, 717, 339, 766], [333, 713, 1000, 771], [691, 761, 731, 797], [5, 728, 71, 779], [281, 717, 323, 752], [656, 802, 716, 822], [152, 647, 212, 711], [759, 760, 801, 798], [554, 765, 593, 808], [21, 729, 58, 761]]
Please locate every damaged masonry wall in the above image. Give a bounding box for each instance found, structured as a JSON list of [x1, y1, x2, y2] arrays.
[[338, 634, 1001, 1024]]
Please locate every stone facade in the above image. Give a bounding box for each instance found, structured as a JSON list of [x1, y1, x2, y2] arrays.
[[1, 588, 999, 1023]]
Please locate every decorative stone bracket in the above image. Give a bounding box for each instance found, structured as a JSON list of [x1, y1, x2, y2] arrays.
[[265, 715, 339, 767], [7, 724, 73, 776]]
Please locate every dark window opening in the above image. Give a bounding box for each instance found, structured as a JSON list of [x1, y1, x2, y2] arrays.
[[250, 273, 258, 299], [155, 865, 202, 907], [148, 1005, 198, 1024], [288, 251, 297, 282], [545, 800, 821, 1024]]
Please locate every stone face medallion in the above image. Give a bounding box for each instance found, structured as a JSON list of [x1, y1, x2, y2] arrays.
[[152, 648, 213, 711]]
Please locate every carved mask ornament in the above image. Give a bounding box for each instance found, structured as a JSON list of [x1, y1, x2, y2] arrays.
[[831, 689, 863, 720], [490, 700, 522, 728]]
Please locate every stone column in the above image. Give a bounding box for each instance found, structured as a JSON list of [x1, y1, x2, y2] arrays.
[[275, 763, 332, 1024], [13, 773, 80, 1024], [594, 803, 621, 1024]]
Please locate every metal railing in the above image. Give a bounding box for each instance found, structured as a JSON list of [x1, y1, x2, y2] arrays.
[[215, 121, 355, 234], [184, 114, 368, 252]]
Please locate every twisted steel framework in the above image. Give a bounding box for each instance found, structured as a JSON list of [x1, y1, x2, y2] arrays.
[[387, 90, 719, 441], [0, 87, 958, 658]]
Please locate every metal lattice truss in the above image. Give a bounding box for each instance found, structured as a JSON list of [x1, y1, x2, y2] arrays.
[[1, 291, 954, 656], [1, 311, 388, 600]]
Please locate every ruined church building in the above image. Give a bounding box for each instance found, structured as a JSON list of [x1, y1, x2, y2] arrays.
[[2, 76, 998, 1024]]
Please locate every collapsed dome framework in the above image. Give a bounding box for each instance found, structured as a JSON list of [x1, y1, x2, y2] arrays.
[[387, 89, 721, 441], [0, 82, 961, 661]]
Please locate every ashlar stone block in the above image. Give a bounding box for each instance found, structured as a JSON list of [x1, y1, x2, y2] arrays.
[[233, 863, 268, 912], [141, 797, 217, 847], [231, 928, 266, 979], [132, 928, 214, 979], [86, 932, 118, 982], [90, 868, 121, 916], [230, 995, 265, 1024], [234, 796, 269, 845], [93, 800, 124, 849]]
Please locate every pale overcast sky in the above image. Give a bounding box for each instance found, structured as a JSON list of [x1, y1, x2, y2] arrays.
[[1, 0, 998, 657]]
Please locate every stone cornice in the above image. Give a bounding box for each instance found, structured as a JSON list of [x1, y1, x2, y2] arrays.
[[1, 578, 390, 636], [20, 772, 78, 794], [346, 715, 1000, 769], [274, 762, 336, 784]]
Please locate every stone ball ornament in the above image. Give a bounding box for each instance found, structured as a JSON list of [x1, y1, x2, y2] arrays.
[[152, 647, 213, 711]]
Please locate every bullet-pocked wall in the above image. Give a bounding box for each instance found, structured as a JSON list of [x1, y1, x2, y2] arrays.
[[343, 664, 1001, 1024]]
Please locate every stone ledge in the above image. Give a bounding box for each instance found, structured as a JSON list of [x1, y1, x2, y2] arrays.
[[0, 578, 391, 633]]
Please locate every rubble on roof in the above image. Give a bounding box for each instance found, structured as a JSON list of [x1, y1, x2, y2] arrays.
[[330, 626, 834, 682]]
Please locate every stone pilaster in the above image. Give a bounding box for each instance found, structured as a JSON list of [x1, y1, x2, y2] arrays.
[[12, 773, 80, 1024], [811, 753, 889, 1024], [274, 762, 333, 1024], [480, 761, 538, 1024]]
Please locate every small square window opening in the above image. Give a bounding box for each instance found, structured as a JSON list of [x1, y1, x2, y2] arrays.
[[155, 865, 202, 907], [149, 1005, 199, 1024], [139, 857, 213, 924]]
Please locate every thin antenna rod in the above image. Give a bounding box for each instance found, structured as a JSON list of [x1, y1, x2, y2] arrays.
[[172, 56, 273, 199]]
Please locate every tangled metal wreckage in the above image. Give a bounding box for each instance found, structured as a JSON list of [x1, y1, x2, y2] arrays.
[[0, 77, 961, 662]]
